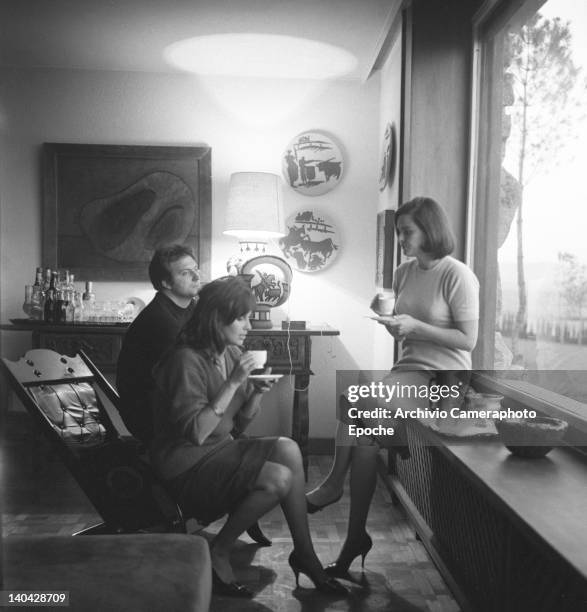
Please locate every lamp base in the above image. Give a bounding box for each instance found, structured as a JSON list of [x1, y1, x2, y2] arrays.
[[250, 306, 273, 329], [250, 318, 273, 329]]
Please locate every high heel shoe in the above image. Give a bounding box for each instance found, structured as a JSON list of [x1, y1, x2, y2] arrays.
[[211, 568, 254, 598], [288, 552, 349, 595], [306, 490, 343, 514], [324, 533, 373, 578], [246, 522, 272, 546]]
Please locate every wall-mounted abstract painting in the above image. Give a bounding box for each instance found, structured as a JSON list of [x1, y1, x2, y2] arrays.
[[42, 143, 211, 281]]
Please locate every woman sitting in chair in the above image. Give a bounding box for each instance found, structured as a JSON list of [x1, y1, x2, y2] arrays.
[[150, 275, 347, 598]]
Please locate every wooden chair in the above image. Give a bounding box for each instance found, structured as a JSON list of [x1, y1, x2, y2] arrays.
[[1, 348, 185, 534]]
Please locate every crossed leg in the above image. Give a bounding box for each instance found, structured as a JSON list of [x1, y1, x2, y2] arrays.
[[210, 437, 325, 583]]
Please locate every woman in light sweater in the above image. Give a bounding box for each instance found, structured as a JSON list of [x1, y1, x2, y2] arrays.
[[306, 196, 479, 577]]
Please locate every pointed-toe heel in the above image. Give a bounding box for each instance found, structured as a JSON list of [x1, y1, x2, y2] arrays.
[[211, 569, 253, 598], [324, 533, 373, 577], [288, 552, 349, 595], [246, 522, 272, 546], [305, 490, 343, 514]]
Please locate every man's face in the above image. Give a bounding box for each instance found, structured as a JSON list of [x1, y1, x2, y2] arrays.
[[162, 256, 200, 299]]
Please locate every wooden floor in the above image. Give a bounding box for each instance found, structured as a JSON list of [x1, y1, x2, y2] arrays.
[[2, 413, 460, 611]]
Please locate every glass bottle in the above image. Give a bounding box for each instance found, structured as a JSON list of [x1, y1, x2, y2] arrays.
[[82, 281, 96, 322], [55, 289, 67, 323], [33, 267, 43, 288], [31, 285, 44, 320], [23, 285, 34, 318], [55, 269, 66, 291], [73, 291, 84, 323], [28, 267, 45, 320], [65, 290, 75, 323], [82, 281, 96, 305], [43, 272, 58, 322], [42, 268, 52, 292]]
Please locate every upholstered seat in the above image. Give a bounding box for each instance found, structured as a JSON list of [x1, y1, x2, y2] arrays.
[[3, 534, 211, 612]]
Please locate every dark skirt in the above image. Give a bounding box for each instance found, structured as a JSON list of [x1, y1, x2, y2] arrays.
[[166, 436, 279, 525]]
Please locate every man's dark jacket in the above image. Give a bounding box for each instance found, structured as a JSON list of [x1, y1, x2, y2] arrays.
[[116, 292, 195, 443]]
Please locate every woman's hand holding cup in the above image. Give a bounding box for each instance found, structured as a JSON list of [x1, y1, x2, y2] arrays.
[[250, 367, 277, 394], [230, 352, 259, 385]]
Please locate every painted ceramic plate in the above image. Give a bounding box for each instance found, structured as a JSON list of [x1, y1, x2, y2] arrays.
[[241, 255, 292, 307], [278, 210, 340, 273], [378, 122, 396, 191], [282, 131, 344, 196]]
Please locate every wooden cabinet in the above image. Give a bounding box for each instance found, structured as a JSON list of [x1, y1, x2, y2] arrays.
[[244, 330, 310, 373]]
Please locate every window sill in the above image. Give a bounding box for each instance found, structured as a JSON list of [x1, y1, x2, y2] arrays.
[[472, 372, 587, 449]]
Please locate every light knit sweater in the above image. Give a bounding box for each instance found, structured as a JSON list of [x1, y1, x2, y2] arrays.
[[393, 256, 479, 370]]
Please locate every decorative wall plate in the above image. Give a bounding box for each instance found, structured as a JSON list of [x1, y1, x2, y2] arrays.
[[282, 131, 344, 196], [378, 122, 396, 191], [241, 255, 292, 307], [278, 210, 340, 272]]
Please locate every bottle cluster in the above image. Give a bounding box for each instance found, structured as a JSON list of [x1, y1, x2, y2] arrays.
[[23, 267, 95, 323]]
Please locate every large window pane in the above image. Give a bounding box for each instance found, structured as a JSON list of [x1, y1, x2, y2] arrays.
[[476, 0, 587, 403]]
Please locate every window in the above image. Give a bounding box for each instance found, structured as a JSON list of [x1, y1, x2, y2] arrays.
[[472, 0, 587, 412]]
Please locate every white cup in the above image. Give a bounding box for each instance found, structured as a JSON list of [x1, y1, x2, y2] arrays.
[[248, 350, 267, 369], [370, 293, 395, 316]]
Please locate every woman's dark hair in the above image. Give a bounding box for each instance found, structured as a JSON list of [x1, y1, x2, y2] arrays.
[[395, 197, 455, 258], [149, 244, 197, 291], [179, 276, 255, 353]]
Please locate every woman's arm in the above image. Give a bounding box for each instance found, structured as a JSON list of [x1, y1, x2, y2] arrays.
[[381, 316, 478, 351], [156, 350, 257, 446], [234, 371, 278, 432], [196, 352, 259, 442]]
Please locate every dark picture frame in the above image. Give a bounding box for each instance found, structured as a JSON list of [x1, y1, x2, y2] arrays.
[[42, 143, 212, 281], [375, 209, 394, 289]]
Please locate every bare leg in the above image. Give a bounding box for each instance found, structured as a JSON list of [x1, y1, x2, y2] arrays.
[[306, 422, 353, 507], [210, 436, 323, 582]]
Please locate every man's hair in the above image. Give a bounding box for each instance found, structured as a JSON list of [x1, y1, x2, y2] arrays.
[[395, 196, 455, 258], [179, 276, 256, 354], [148, 244, 196, 291]]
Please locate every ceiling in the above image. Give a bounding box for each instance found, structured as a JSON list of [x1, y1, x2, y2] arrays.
[[0, 0, 399, 81]]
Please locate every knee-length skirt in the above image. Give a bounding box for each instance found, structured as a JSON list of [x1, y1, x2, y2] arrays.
[[166, 436, 279, 525]]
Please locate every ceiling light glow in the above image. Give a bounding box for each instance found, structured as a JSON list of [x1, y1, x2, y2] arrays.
[[164, 33, 357, 80]]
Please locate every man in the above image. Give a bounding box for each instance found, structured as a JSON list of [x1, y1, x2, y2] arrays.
[[116, 244, 200, 444]]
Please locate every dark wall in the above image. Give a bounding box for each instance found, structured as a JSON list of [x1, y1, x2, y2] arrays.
[[404, 0, 484, 259]]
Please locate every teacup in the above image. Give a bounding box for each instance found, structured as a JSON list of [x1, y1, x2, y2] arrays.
[[248, 350, 267, 370], [370, 293, 395, 316]]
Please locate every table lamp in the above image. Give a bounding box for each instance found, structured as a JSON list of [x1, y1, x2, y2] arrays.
[[224, 172, 286, 254], [223, 172, 289, 328]]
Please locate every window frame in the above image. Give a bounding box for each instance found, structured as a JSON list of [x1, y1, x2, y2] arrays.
[[468, 0, 587, 441]]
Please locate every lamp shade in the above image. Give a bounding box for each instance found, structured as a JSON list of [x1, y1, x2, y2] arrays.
[[224, 172, 285, 241]]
